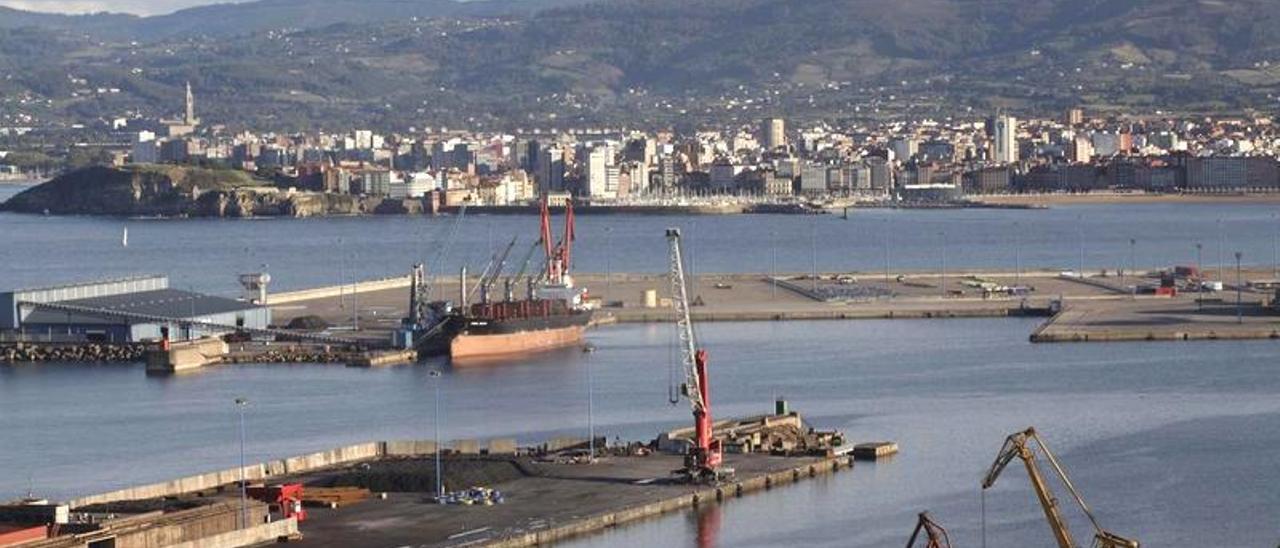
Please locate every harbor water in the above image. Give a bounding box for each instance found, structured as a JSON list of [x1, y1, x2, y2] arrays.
[[3, 185, 1280, 546], [3, 319, 1279, 546], [5, 183, 1280, 295]]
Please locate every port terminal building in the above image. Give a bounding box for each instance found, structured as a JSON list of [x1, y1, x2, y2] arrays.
[[0, 275, 270, 343]]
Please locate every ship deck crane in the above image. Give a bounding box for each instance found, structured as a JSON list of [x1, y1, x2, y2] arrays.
[[541, 196, 574, 286], [982, 427, 1139, 548], [408, 202, 467, 346], [666, 227, 727, 483], [474, 236, 518, 304], [905, 512, 951, 548]]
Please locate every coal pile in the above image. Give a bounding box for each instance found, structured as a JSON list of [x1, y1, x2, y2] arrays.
[[312, 458, 527, 493]]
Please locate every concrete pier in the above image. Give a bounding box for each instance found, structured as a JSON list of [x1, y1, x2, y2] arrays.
[[1030, 296, 1280, 342], [56, 418, 870, 548], [144, 337, 228, 373]]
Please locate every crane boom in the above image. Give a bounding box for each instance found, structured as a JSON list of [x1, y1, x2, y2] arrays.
[[982, 427, 1139, 548], [666, 227, 723, 481], [905, 512, 951, 548], [476, 236, 518, 304]]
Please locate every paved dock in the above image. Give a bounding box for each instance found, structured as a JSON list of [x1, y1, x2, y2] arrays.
[[268, 270, 1106, 330], [1031, 296, 1280, 342], [290, 453, 847, 547], [266, 269, 1280, 347]]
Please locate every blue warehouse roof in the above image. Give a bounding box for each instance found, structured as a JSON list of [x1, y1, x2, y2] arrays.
[[49, 289, 262, 319]]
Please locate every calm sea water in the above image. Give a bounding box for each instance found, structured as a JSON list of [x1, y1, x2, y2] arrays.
[[3, 319, 1279, 546], [3, 182, 1280, 296], [3, 186, 1280, 546]]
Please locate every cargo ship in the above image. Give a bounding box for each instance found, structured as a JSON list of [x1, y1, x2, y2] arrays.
[[450, 198, 592, 362], [404, 197, 592, 362]]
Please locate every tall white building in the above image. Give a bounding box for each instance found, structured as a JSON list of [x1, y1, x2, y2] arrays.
[[994, 115, 1018, 164], [585, 146, 617, 198], [763, 118, 786, 150]]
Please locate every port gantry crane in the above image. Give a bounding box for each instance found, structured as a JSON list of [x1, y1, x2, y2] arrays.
[[665, 227, 727, 483], [982, 427, 1140, 548]]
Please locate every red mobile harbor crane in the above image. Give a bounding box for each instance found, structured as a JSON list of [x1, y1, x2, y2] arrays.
[[666, 228, 728, 482]]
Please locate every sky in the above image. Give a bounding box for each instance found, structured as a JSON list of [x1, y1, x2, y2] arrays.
[[0, 0, 240, 15]]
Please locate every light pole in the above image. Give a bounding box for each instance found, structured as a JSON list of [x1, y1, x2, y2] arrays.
[[1235, 251, 1243, 324], [1129, 238, 1136, 298], [1217, 218, 1224, 283], [428, 370, 444, 500], [1273, 213, 1278, 280], [604, 226, 613, 302], [883, 218, 891, 287], [810, 218, 818, 292], [1196, 243, 1203, 312], [939, 231, 947, 298], [351, 250, 359, 331], [770, 230, 778, 300], [234, 398, 249, 529], [338, 238, 347, 312], [586, 353, 595, 462], [1013, 221, 1021, 287], [1076, 214, 1084, 276]]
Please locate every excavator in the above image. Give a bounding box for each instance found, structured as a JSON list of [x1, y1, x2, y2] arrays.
[[665, 227, 727, 483], [905, 512, 951, 548], [982, 427, 1139, 548]]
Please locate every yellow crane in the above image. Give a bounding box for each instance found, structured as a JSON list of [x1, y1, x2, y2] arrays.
[[906, 511, 951, 548], [981, 427, 1139, 548]]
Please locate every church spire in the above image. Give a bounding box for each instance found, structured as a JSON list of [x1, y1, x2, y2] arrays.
[[185, 81, 196, 126]]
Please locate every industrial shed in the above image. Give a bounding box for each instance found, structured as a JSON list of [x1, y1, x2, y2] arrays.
[[1, 275, 270, 343]]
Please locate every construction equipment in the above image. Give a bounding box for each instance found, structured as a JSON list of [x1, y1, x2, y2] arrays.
[[665, 227, 727, 483], [982, 427, 1139, 548], [906, 512, 951, 548]]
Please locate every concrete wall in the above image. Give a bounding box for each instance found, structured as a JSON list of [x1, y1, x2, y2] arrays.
[[164, 517, 297, 548], [68, 441, 452, 508], [268, 276, 411, 305], [69, 442, 379, 508]]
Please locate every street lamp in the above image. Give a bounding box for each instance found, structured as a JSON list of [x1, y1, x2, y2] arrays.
[[1272, 213, 1278, 280], [1129, 238, 1136, 298], [883, 218, 891, 287], [770, 230, 778, 300], [1013, 221, 1022, 287], [586, 353, 595, 463], [604, 226, 613, 302], [1217, 218, 1224, 283], [1235, 251, 1243, 324], [428, 370, 444, 500], [1076, 214, 1084, 276], [939, 231, 947, 298], [1196, 243, 1203, 312], [352, 249, 360, 331], [234, 398, 249, 529], [810, 218, 818, 292]]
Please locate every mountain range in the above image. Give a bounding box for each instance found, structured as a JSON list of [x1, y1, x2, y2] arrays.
[[3, 0, 1280, 131]]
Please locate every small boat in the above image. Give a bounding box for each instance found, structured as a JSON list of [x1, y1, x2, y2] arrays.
[[122, 226, 129, 247]]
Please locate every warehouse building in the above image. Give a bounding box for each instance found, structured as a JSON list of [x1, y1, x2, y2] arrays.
[[1, 275, 270, 343]]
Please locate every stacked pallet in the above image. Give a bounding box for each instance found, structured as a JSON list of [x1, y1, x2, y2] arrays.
[[301, 487, 372, 508]]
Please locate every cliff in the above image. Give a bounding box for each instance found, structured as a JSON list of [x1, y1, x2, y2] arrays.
[[0, 165, 414, 217]]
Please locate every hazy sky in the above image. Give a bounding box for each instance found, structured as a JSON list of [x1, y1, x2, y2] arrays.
[[0, 0, 247, 15]]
